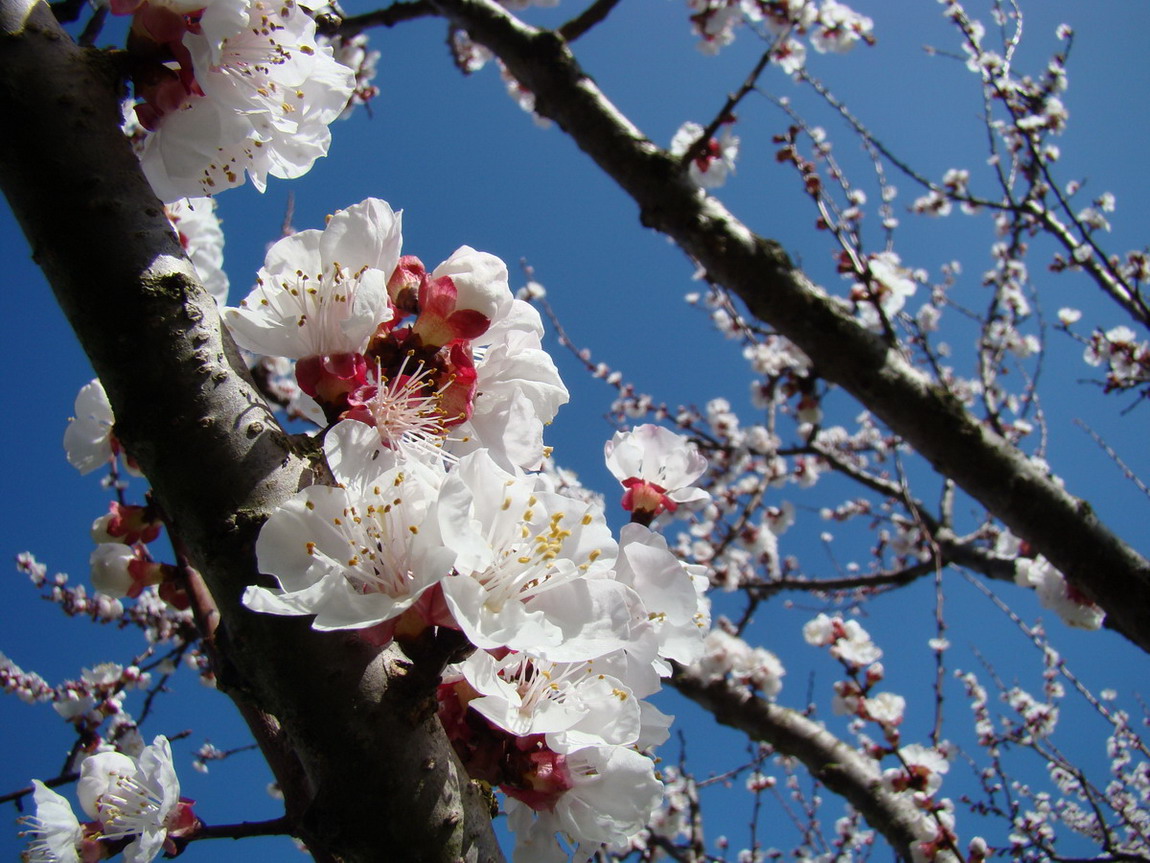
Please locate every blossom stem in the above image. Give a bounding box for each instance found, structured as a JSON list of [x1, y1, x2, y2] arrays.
[[0, 774, 77, 807], [188, 815, 298, 841]]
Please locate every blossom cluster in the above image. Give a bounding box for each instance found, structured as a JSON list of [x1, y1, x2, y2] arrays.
[[220, 197, 714, 859], [805, 615, 962, 862], [62, 380, 193, 613], [1081, 324, 1150, 394], [669, 121, 740, 189], [48, 195, 716, 858], [995, 530, 1105, 630], [947, 5, 1070, 148], [15, 553, 199, 649], [11, 553, 208, 862], [16, 0, 1147, 858], [685, 0, 874, 61], [955, 635, 1148, 859], [693, 626, 785, 699], [110, 0, 356, 202], [43, 662, 151, 747], [20, 737, 196, 863]]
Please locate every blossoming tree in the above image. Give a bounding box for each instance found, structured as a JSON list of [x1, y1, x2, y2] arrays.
[[2, 0, 1148, 861]]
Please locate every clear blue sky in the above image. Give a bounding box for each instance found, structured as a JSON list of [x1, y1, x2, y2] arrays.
[[2, 0, 1148, 859]]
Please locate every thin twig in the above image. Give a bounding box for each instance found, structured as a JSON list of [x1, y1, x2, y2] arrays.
[[681, 34, 784, 171], [1075, 419, 1150, 500], [78, 5, 107, 46], [192, 815, 297, 841], [333, 0, 434, 37], [558, 0, 622, 42]]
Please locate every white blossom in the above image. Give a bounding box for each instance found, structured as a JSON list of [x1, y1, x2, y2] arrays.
[[225, 197, 400, 359], [1015, 556, 1105, 630], [165, 197, 229, 306], [604, 424, 711, 519], [89, 543, 140, 598], [437, 451, 625, 658], [854, 251, 917, 330], [457, 650, 641, 749], [431, 246, 514, 323], [863, 692, 906, 725], [614, 523, 710, 669], [77, 736, 183, 862], [19, 782, 83, 863], [140, 0, 355, 201], [63, 380, 115, 475], [242, 446, 454, 631], [669, 121, 739, 189], [883, 743, 950, 796], [506, 744, 663, 861], [448, 300, 570, 471], [810, 0, 874, 54]]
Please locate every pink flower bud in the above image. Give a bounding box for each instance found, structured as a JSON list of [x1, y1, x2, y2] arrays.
[[387, 255, 427, 315], [90, 545, 169, 599], [431, 246, 512, 322], [91, 502, 163, 545]]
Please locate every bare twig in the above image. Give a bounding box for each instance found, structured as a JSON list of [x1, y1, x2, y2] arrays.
[[1075, 419, 1150, 501], [332, 0, 434, 37], [671, 662, 928, 860], [557, 0, 622, 42]]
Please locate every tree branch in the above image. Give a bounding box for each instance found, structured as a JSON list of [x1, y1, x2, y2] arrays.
[[749, 533, 1016, 598], [0, 4, 503, 861], [424, 0, 1150, 654], [192, 816, 297, 841], [557, 0, 622, 42], [671, 664, 927, 861], [332, 0, 434, 38]]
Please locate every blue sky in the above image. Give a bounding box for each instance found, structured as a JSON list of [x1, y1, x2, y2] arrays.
[[2, 0, 1148, 859]]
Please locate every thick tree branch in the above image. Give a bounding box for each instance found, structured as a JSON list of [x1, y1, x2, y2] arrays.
[[424, 0, 1150, 654], [671, 665, 927, 861], [0, 4, 503, 861]]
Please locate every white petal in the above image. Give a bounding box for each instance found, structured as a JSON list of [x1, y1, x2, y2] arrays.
[[77, 751, 137, 821], [63, 379, 114, 474], [27, 781, 82, 863], [431, 246, 512, 321], [319, 198, 403, 276], [556, 746, 662, 846], [323, 421, 400, 496]]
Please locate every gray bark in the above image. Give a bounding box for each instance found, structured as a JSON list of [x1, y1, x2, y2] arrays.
[[0, 2, 504, 860]]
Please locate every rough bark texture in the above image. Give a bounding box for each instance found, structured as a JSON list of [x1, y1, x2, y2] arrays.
[[425, 0, 1150, 655], [0, 3, 504, 860]]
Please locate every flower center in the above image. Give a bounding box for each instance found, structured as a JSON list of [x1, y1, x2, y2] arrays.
[[325, 492, 422, 598], [96, 774, 166, 840], [365, 355, 455, 461]]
